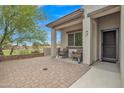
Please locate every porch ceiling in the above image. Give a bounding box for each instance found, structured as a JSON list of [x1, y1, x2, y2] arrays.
[[88, 5, 120, 18], [46, 9, 83, 30], [54, 17, 82, 30], [61, 23, 82, 32]]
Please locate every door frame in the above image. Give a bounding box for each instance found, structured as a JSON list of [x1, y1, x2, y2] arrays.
[[101, 28, 119, 62]]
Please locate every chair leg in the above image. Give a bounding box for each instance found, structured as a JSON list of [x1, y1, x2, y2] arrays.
[[77, 58, 80, 64]]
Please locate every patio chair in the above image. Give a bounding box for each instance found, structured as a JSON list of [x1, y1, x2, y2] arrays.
[[58, 48, 68, 58], [71, 49, 82, 63]]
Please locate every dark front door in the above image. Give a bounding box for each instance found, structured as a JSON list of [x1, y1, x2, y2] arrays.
[[102, 30, 117, 63]]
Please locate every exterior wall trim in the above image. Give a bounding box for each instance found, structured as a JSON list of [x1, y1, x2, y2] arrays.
[[66, 29, 82, 33], [47, 9, 84, 28], [87, 5, 120, 17]]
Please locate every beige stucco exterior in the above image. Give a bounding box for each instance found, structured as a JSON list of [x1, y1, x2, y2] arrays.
[[83, 5, 124, 87], [82, 5, 121, 65], [46, 5, 124, 87], [61, 24, 82, 48], [82, 5, 108, 14], [46, 9, 83, 58], [98, 12, 120, 30], [120, 5, 124, 87], [89, 12, 120, 64], [97, 12, 120, 61], [82, 5, 108, 65], [82, 11, 92, 64], [51, 29, 57, 57]]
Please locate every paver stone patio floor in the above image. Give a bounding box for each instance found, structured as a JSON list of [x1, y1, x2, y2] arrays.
[[0, 56, 90, 88]]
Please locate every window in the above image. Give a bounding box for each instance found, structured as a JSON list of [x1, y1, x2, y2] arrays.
[[75, 32, 82, 46], [68, 32, 82, 46], [68, 34, 74, 46]]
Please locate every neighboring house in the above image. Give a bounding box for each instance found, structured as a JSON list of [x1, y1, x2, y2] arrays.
[[46, 5, 124, 86]]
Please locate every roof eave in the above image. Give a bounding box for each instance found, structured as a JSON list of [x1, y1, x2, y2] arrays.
[[46, 9, 84, 28]]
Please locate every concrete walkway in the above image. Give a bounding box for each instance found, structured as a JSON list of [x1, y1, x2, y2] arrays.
[[70, 62, 121, 88]]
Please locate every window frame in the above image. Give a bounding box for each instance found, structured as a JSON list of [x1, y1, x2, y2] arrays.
[[68, 33, 75, 46], [68, 31, 82, 47]]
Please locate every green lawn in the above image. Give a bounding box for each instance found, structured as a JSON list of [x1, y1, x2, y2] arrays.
[[3, 49, 43, 56]]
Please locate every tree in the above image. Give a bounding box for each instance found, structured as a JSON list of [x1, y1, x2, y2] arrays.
[[9, 28, 47, 55], [0, 5, 47, 55]]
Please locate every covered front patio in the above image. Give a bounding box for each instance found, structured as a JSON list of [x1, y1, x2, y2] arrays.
[[46, 9, 83, 60]]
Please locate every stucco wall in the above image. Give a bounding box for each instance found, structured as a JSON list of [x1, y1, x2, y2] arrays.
[[98, 12, 120, 30], [82, 5, 108, 65], [120, 5, 124, 87], [82, 5, 108, 14], [91, 19, 98, 63], [83, 5, 120, 65], [61, 24, 82, 48], [82, 11, 92, 65], [61, 30, 67, 48], [97, 12, 120, 61]]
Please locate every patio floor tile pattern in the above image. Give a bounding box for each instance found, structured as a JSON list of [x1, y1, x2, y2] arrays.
[[0, 56, 90, 88]]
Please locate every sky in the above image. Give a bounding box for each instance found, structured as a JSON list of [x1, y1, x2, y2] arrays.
[[38, 5, 81, 44]]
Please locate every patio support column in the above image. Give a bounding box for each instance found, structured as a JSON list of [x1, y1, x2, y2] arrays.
[[120, 5, 124, 87], [60, 31, 63, 48], [51, 29, 57, 58], [83, 11, 92, 65], [91, 19, 98, 63]]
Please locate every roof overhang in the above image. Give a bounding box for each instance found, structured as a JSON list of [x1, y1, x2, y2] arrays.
[[46, 9, 84, 29], [88, 5, 121, 18]]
